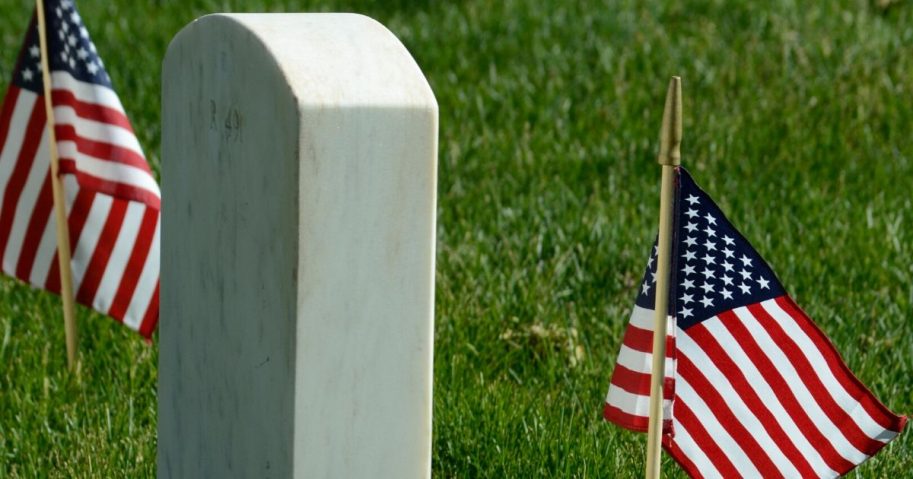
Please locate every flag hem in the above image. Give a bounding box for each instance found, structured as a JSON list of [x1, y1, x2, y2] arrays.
[[603, 402, 674, 435]]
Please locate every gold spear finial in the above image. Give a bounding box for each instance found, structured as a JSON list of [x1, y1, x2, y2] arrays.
[[657, 76, 682, 166]]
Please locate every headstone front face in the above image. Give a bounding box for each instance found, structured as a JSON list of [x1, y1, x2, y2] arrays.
[[159, 14, 437, 478]]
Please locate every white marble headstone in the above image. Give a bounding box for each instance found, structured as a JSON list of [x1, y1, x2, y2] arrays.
[[158, 13, 437, 478]]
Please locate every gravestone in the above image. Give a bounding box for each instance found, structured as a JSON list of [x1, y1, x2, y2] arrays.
[[158, 14, 438, 478]]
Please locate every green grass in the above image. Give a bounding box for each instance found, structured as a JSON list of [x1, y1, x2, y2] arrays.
[[0, 0, 911, 476]]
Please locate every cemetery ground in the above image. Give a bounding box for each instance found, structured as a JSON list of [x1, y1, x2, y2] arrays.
[[0, 0, 911, 476]]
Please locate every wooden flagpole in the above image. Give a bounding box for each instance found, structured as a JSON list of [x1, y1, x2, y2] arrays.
[[644, 76, 682, 479], [35, 0, 79, 371]]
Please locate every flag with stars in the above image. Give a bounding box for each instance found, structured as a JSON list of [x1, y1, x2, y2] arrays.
[[0, 0, 159, 337], [603, 168, 906, 478]]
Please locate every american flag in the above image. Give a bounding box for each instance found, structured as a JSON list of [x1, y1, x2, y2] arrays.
[[0, 0, 159, 337], [604, 168, 906, 478]]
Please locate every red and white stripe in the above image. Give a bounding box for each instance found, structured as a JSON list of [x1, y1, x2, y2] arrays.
[[604, 303, 675, 433], [664, 297, 905, 478], [51, 70, 160, 209], [0, 78, 158, 337]]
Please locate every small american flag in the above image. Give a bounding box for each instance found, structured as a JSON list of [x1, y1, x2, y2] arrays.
[[0, 0, 159, 337], [604, 168, 906, 478]]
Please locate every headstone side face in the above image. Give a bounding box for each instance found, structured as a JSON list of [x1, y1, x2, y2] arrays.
[[160, 13, 437, 479], [292, 101, 438, 479], [160, 15, 301, 478]]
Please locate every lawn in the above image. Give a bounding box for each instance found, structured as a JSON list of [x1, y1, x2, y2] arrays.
[[0, 0, 910, 477]]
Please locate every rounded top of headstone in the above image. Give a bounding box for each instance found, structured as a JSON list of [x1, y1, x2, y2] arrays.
[[166, 13, 437, 110]]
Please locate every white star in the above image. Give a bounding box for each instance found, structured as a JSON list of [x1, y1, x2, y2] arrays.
[[738, 283, 752, 294], [70, 11, 81, 24], [686, 208, 698, 219], [29, 45, 39, 58], [704, 239, 717, 251], [60, 51, 68, 62], [681, 293, 694, 304], [89, 42, 97, 53], [58, 30, 65, 40], [682, 278, 695, 290], [76, 47, 88, 60], [683, 264, 696, 276], [739, 269, 752, 281], [704, 213, 717, 225], [740, 255, 752, 267], [722, 235, 734, 246], [685, 222, 698, 233], [684, 236, 697, 247], [647, 255, 655, 268], [650, 271, 657, 284], [722, 247, 734, 258], [701, 253, 716, 265], [79, 26, 89, 39], [68, 34, 77, 47], [681, 307, 693, 319], [700, 296, 714, 308], [55, 7, 63, 17], [701, 268, 714, 279], [21, 68, 33, 81], [757, 277, 770, 289], [641, 281, 651, 296], [87, 61, 99, 75], [721, 274, 733, 286], [687, 194, 699, 205], [721, 289, 733, 300], [704, 226, 716, 237], [62, 21, 70, 33], [721, 260, 734, 272], [68, 57, 75, 69], [700, 283, 715, 294], [684, 250, 697, 262]]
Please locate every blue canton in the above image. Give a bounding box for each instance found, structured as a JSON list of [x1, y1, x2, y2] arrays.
[[13, 0, 112, 93], [634, 168, 785, 330]]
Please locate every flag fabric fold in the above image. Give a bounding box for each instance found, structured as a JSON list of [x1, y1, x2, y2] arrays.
[[604, 167, 906, 478], [0, 0, 159, 337]]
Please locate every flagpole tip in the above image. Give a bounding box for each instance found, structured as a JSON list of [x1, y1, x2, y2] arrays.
[[658, 76, 682, 166]]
